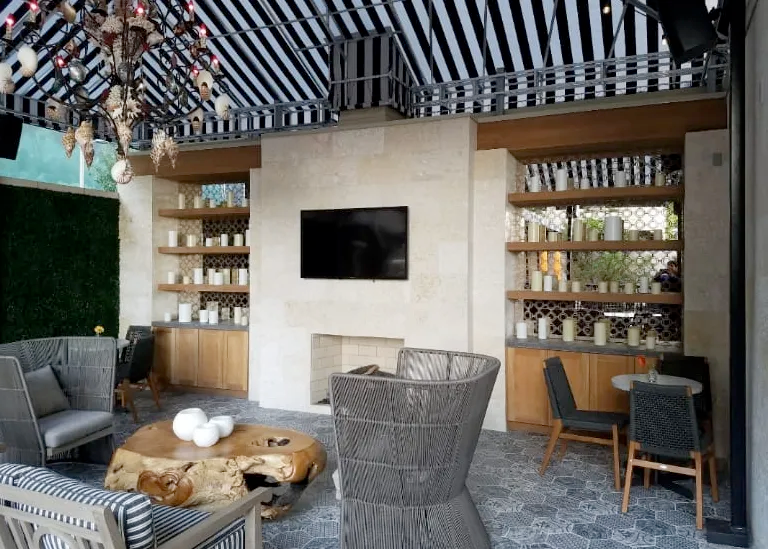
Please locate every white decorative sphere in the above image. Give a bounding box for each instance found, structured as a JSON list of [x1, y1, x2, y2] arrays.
[[172, 408, 208, 441], [17, 45, 38, 78], [209, 416, 234, 438], [192, 423, 220, 447]]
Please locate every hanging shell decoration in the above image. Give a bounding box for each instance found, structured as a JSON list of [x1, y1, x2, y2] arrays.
[[116, 120, 132, 156], [164, 135, 179, 169], [2, 80, 14, 94], [74, 119, 94, 148], [83, 141, 95, 168], [46, 98, 66, 122], [189, 108, 203, 133], [150, 129, 167, 171], [62, 127, 77, 158], [111, 158, 134, 184]]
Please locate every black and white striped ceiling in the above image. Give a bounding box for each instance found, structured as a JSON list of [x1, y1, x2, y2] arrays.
[[0, 0, 721, 112]]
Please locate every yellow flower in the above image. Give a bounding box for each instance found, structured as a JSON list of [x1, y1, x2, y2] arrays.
[[94, 325, 105, 335]]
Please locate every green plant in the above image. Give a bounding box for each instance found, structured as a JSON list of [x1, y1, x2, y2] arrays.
[[570, 252, 654, 284]]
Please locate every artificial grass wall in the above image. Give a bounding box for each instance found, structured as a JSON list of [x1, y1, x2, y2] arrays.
[[0, 185, 119, 343]]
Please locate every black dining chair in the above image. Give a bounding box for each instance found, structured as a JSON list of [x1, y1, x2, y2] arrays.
[[621, 381, 718, 530], [121, 325, 152, 364], [540, 357, 629, 490], [115, 335, 160, 422], [658, 355, 713, 428]]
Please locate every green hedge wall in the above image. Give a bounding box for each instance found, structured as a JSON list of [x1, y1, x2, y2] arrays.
[[0, 185, 119, 343]]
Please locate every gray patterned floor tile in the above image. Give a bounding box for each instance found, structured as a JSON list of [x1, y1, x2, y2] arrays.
[[572, 523, 611, 540], [654, 536, 700, 549], [547, 533, 590, 549]]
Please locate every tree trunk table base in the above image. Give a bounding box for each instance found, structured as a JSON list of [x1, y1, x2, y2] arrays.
[[104, 421, 326, 519]]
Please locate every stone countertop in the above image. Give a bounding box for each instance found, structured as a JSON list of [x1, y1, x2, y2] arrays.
[[152, 320, 249, 332], [506, 337, 682, 358]]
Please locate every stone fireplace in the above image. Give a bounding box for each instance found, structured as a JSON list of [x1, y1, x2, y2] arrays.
[[310, 334, 404, 405]]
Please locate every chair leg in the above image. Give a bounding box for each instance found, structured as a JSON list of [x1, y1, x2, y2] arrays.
[[539, 419, 563, 476], [694, 452, 704, 530], [147, 372, 162, 410], [121, 379, 139, 423], [708, 452, 720, 502], [643, 455, 651, 489], [611, 424, 621, 491], [621, 441, 637, 513]]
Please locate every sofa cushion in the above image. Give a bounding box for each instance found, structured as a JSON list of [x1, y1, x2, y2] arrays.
[[153, 504, 245, 549], [37, 410, 113, 449], [24, 365, 70, 418], [15, 467, 155, 549], [0, 463, 40, 488]]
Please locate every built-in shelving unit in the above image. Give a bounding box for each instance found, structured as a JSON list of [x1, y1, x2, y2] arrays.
[[158, 207, 251, 219], [506, 240, 682, 252], [507, 185, 683, 207], [506, 290, 682, 305], [158, 284, 249, 293], [158, 246, 250, 255]]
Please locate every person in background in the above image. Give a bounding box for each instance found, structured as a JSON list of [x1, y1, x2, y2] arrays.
[[654, 260, 681, 292]]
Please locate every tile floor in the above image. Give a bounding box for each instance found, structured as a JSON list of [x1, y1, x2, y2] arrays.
[[51, 391, 733, 549]]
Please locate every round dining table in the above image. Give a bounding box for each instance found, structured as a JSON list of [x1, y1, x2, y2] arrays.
[[611, 373, 703, 394]]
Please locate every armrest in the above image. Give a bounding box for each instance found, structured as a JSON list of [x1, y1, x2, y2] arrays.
[[157, 488, 272, 549]]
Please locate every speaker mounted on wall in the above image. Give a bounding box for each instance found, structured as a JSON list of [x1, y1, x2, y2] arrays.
[[658, 0, 719, 65], [0, 114, 23, 160]]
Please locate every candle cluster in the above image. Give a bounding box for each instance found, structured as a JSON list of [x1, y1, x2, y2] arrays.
[[527, 168, 668, 192]]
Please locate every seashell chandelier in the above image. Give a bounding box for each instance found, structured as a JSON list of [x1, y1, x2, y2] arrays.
[[0, 0, 231, 184]]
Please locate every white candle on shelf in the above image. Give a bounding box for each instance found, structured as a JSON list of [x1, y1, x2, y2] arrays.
[[245, 229, 251, 247], [555, 168, 568, 191], [593, 322, 607, 346], [186, 234, 197, 247], [233, 234, 244, 247], [651, 281, 662, 294], [570, 280, 582, 292], [207, 268, 215, 285], [199, 310, 209, 323], [213, 272, 224, 286], [655, 173, 666, 187], [562, 318, 576, 342], [515, 321, 528, 339], [178, 303, 192, 323], [624, 282, 634, 294], [241, 315, 249, 327], [167, 271, 176, 284], [588, 227, 600, 241], [572, 219, 584, 242], [598, 281, 609, 293], [222, 268, 231, 284], [627, 326, 641, 347], [238, 268, 249, 286], [193, 268, 204, 285], [653, 229, 663, 241], [226, 190, 235, 207], [604, 216, 623, 241], [220, 234, 229, 247], [234, 307, 242, 325], [242, 198, 249, 208], [627, 229, 639, 241], [580, 178, 591, 190], [614, 171, 627, 187], [163, 312, 172, 322], [645, 330, 657, 350], [538, 317, 549, 340], [528, 175, 541, 192], [527, 221, 541, 243], [639, 276, 650, 293], [168, 230, 178, 247], [547, 231, 559, 243], [609, 281, 620, 293], [558, 278, 568, 292], [208, 198, 216, 208], [182, 276, 191, 285], [205, 237, 213, 247], [193, 196, 203, 209], [530, 270, 543, 291], [543, 275, 554, 292], [208, 310, 219, 325], [178, 193, 186, 209]]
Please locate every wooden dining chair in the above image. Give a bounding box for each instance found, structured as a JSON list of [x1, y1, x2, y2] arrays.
[[540, 357, 629, 490], [621, 381, 718, 529]]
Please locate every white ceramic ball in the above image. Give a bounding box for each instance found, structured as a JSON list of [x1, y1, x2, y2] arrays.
[[192, 423, 220, 447], [172, 408, 208, 441], [209, 416, 234, 438], [17, 45, 38, 78]]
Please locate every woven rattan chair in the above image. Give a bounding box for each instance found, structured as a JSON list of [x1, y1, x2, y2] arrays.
[[540, 357, 629, 490], [330, 347, 500, 549], [0, 337, 117, 466], [621, 381, 719, 529]]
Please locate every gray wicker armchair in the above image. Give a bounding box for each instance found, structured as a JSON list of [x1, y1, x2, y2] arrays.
[[0, 337, 117, 466], [330, 347, 500, 549]]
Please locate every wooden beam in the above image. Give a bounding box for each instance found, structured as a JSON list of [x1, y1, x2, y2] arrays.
[[477, 97, 727, 160], [130, 144, 261, 181], [508, 185, 683, 207]]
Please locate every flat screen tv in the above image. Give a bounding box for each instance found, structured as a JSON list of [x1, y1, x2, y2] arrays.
[[301, 206, 408, 280]]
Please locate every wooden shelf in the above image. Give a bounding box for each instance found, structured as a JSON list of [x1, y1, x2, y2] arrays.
[[158, 246, 250, 255], [506, 240, 682, 252], [507, 186, 683, 207], [506, 290, 682, 305], [158, 284, 249, 293], [158, 207, 250, 219]]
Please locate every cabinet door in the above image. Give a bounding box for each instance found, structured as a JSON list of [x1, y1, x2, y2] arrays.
[[152, 327, 175, 387], [508, 348, 551, 426], [550, 351, 590, 410], [173, 329, 199, 386], [223, 331, 249, 391], [198, 330, 225, 388], [588, 354, 634, 413]]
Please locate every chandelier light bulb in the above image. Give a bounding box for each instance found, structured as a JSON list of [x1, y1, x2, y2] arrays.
[[199, 24, 207, 36], [135, 4, 145, 16], [5, 16, 14, 39], [28, 1, 39, 13], [601, 0, 611, 15], [187, 1, 194, 13], [55, 55, 66, 68]]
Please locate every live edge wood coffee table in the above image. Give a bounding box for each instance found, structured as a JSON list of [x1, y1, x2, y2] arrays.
[[104, 421, 326, 519]]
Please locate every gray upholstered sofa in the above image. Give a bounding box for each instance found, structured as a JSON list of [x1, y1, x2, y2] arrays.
[[0, 337, 118, 465], [0, 464, 270, 549]]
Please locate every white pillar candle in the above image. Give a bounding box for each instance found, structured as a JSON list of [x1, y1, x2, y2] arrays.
[[199, 310, 209, 323], [531, 270, 544, 291], [245, 229, 251, 247], [627, 326, 641, 347], [528, 175, 541, 192], [226, 190, 235, 207], [241, 315, 249, 327], [555, 168, 568, 191], [182, 275, 191, 285], [598, 281, 609, 293], [558, 278, 568, 292], [213, 272, 224, 286], [601, 318, 612, 336], [185, 234, 195, 247], [168, 230, 178, 247], [588, 227, 600, 241], [639, 276, 650, 293], [547, 231, 559, 243], [543, 275, 554, 292], [234, 307, 242, 325], [208, 198, 217, 208], [238, 268, 249, 285], [178, 193, 186, 209], [163, 312, 172, 322], [572, 219, 584, 242], [222, 268, 231, 285], [178, 303, 192, 323], [653, 229, 663, 241], [193, 268, 204, 285], [193, 195, 203, 209], [651, 281, 662, 294], [538, 317, 549, 340], [604, 216, 623, 241], [593, 322, 607, 346], [242, 198, 249, 208], [167, 271, 176, 284], [233, 234, 244, 247], [207, 268, 215, 285], [570, 280, 582, 292], [609, 281, 620, 293], [627, 229, 639, 241], [220, 234, 229, 247], [221, 307, 230, 321], [580, 178, 591, 190], [614, 171, 626, 187], [654, 173, 666, 187], [515, 321, 528, 339], [205, 237, 213, 247], [562, 318, 576, 342], [208, 310, 219, 325], [540, 225, 547, 242], [624, 282, 634, 294], [645, 330, 657, 350], [527, 221, 541, 243]]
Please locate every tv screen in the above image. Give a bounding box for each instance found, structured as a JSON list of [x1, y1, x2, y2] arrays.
[[301, 207, 408, 280]]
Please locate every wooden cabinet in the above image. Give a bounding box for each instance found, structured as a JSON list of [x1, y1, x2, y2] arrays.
[[507, 347, 550, 427], [588, 354, 634, 413], [173, 329, 199, 386], [198, 330, 225, 388], [223, 331, 249, 391], [152, 327, 175, 387]]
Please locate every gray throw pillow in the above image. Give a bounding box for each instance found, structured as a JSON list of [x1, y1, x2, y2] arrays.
[[24, 365, 70, 418]]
